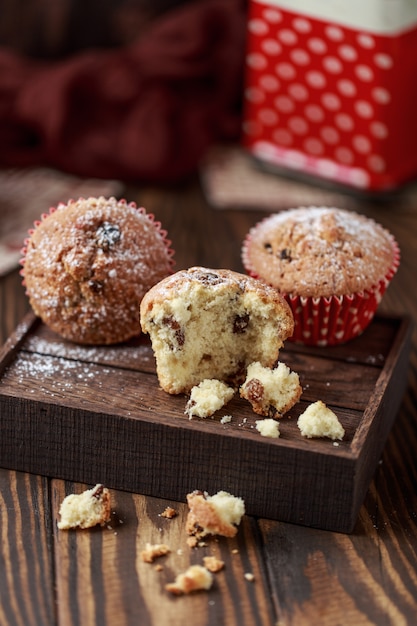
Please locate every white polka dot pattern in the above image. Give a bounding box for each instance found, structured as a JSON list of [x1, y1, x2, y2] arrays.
[[242, 1, 417, 190]]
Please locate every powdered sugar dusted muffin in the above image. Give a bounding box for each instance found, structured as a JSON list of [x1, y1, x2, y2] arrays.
[[242, 207, 400, 346], [21, 196, 174, 345], [140, 266, 294, 394]]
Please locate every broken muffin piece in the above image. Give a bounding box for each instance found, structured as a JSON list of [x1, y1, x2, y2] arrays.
[[140, 267, 294, 394], [57, 484, 111, 530], [297, 400, 345, 440], [186, 490, 245, 540], [165, 564, 213, 595], [185, 379, 235, 419], [140, 542, 171, 563], [255, 418, 280, 438], [240, 361, 302, 417]]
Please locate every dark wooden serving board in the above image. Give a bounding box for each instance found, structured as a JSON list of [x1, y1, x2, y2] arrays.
[[0, 312, 412, 533]]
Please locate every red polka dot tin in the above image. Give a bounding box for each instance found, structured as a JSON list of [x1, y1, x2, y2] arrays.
[[242, 0, 417, 192]]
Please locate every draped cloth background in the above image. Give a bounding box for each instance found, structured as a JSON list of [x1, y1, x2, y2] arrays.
[[0, 0, 247, 183]]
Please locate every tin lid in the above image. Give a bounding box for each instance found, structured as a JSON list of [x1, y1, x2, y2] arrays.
[[254, 0, 417, 33]]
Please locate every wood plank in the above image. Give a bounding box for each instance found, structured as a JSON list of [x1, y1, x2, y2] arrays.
[[258, 434, 417, 625], [52, 480, 275, 626], [0, 470, 55, 626]]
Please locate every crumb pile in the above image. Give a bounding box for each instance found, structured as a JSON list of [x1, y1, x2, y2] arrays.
[[21, 196, 174, 345]]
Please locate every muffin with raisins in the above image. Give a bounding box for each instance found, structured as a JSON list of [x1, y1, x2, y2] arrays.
[[139, 266, 294, 394], [21, 196, 174, 344], [242, 207, 399, 346]]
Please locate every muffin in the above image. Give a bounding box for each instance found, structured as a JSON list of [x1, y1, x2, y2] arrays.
[[21, 196, 174, 345], [242, 207, 400, 346], [139, 266, 294, 394]]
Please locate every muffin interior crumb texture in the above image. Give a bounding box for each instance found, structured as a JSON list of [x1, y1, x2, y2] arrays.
[[140, 267, 294, 394], [297, 400, 345, 440], [22, 196, 173, 345], [185, 379, 235, 419], [186, 490, 245, 539], [240, 361, 302, 417], [255, 418, 280, 438], [57, 484, 111, 530]]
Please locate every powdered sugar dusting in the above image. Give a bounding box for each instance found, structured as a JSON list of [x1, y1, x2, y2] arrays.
[[21, 196, 175, 345], [243, 206, 399, 298]]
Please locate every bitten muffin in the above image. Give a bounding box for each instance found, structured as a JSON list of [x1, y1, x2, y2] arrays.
[[140, 266, 294, 394], [21, 196, 174, 344], [242, 206, 400, 345]]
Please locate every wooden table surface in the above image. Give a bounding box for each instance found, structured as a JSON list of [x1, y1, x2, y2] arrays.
[[1, 176, 416, 625]]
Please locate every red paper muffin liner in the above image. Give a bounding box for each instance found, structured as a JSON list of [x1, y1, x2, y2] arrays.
[[242, 233, 400, 347], [19, 196, 175, 287]]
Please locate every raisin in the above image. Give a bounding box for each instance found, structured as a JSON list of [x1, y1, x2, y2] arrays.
[[245, 378, 264, 403], [88, 280, 104, 293], [163, 316, 185, 347], [96, 222, 121, 250], [92, 485, 104, 499], [193, 270, 224, 285], [268, 405, 278, 419], [279, 248, 291, 261], [233, 313, 249, 334]]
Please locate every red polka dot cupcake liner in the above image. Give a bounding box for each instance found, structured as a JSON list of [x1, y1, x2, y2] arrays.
[[285, 268, 397, 347]]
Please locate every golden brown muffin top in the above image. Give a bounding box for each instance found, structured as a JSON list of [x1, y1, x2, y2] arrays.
[[22, 196, 174, 344], [242, 207, 398, 298]]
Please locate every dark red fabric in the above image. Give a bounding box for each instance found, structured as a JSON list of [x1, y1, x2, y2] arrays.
[[0, 0, 246, 182]]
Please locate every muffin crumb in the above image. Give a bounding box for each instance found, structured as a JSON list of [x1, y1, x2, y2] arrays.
[[203, 556, 225, 573], [255, 418, 280, 438], [57, 484, 111, 530], [240, 361, 302, 417], [186, 490, 245, 539], [140, 542, 171, 563], [298, 400, 345, 440], [185, 379, 234, 419], [165, 565, 213, 595]]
